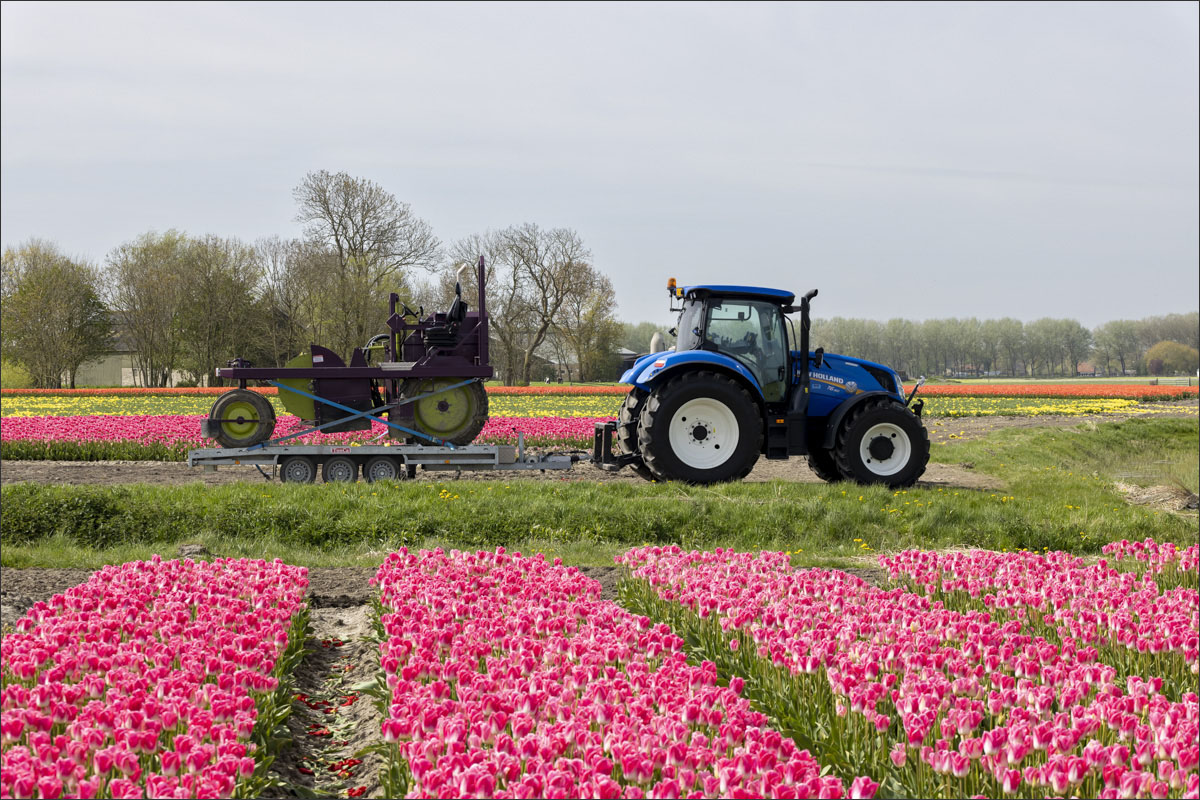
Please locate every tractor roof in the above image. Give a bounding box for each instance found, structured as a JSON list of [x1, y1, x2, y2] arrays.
[[683, 285, 795, 305]]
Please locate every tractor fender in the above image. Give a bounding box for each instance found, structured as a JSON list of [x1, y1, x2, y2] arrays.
[[820, 391, 904, 449], [630, 350, 764, 400], [620, 351, 671, 384]]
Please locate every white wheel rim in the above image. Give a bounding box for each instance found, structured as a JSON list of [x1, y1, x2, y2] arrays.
[[859, 423, 911, 477], [667, 398, 740, 470]]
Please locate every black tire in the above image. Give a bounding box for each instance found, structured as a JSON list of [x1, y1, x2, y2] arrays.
[[363, 456, 405, 483], [280, 456, 317, 484], [806, 445, 846, 483], [637, 371, 762, 484], [833, 398, 930, 488], [616, 389, 656, 481], [322, 456, 359, 483], [208, 389, 276, 449]]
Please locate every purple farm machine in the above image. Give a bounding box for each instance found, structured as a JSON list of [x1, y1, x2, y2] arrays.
[[204, 257, 492, 450]]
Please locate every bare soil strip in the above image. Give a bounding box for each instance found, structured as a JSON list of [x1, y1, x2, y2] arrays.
[[266, 605, 384, 798]]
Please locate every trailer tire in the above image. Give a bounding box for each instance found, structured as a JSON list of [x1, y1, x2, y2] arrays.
[[363, 456, 405, 483], [280, 456, 317, 484], [208, 389, 276, 449], [833, 398, 929, 488], [322, 456, 359, 483], [638, 371, 762, 484], [806, 446, 846, 483], [616, 389, 656, 481]]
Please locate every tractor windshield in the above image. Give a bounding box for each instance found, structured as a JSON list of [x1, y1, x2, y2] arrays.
[[674, 299, 706, 352]]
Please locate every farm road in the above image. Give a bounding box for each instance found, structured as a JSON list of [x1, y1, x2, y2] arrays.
[[5, 404, 1196, 490]]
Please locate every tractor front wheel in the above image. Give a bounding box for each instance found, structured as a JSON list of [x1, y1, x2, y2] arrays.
[[616, 389, 656, 481], [637, 371, 762, 484], [833, 399, 929, 488], [208, 389, 276, 449]]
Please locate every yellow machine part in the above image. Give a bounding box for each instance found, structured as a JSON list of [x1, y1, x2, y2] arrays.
[[278, 352, 317, 421]]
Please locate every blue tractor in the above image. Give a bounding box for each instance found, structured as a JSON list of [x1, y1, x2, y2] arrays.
[[594, 280, 930, 486]]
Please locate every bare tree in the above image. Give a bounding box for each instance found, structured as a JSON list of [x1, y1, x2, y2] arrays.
[[293, 171, 441, 358], [177, 235, 263, 383], [1, 240, 112, 388], [556, 266, 621, 381], [105, 231, 190, 386]]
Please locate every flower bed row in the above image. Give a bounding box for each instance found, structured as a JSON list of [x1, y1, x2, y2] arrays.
[[0, 415, 603, 461], [0, 557, 309, 799], [617, 545, 1200, 799], [3, 382, 1194, 400], [371, 547, 873, 799]]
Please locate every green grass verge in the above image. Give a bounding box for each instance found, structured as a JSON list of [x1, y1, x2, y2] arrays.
[[2, 419, 1196, 569]]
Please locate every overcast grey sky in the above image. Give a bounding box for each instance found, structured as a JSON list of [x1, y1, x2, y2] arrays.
[[2, 1, 1197, 329]]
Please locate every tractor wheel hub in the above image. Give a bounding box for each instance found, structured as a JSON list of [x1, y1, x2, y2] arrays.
[[868, 435, 895, 460]]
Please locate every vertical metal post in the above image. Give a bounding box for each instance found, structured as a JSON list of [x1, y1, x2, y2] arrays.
[[477, 256, 488, 368]]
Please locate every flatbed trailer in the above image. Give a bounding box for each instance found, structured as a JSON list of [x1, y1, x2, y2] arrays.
[[187, 436, 581, 483]]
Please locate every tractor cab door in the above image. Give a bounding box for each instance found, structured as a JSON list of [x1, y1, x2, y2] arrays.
[[704, 300, 789, 402]]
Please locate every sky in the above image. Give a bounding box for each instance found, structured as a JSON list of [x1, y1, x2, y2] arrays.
[[2, 1, 1197, 330]]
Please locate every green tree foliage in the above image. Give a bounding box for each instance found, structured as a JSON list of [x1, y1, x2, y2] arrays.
[[1, 240, 112, 388], [1144, 341, 1199, 375]]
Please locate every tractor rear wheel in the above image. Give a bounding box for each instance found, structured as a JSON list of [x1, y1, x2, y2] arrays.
[[833, 399, 929, 488], [806, 446, 845, 483], [638, 371, 762, 484], [208, 389, 276, 449], [616, 389, 656, 481], [402, 379, 488, 446]]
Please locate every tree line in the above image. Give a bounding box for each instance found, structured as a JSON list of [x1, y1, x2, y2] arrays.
[[1, 171, 621, 387]]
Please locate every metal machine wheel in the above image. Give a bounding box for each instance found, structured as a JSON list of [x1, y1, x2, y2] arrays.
[[208, 389, 276, 449], [322, 456, 359, 483], [402, 379, 489, 446], [616, 389, 656, 481], [833, 399, 929, 487], [806, 446, 846, 483], [280, 456, 317, 484], [637, 370, 762, 484], [363, 455, 405, 483]]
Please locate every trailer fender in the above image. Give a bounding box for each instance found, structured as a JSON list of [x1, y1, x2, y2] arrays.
[[630, 350, 764, 399], [821, 391, 903, 450]]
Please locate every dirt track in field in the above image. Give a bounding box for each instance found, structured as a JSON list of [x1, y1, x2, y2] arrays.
[[5, 402, 1195, 490]]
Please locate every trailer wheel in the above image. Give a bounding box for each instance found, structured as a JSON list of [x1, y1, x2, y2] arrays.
[[833, 399, 929, 488], [208, 389, 276, 449], [363, 456, 404, 483], [638, 371, 762, 484], [322, 456, 359, 483], [806, 446, 846, 483], [616, 389, 655, 481], [280, 456, 317, 484]]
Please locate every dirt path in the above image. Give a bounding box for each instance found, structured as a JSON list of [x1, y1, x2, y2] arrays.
[[266, 605, 384, 798], [3, 403, 1192, 491]]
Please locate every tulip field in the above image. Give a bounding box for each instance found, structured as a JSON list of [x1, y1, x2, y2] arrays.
[[0, 383, 1195, 462], [3, 539, 1197, 799]]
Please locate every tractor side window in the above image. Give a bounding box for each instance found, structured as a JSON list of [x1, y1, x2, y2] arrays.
[[705, 301, 788, 402]]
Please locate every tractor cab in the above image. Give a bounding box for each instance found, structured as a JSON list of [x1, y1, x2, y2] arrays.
[[670, 283, 794, 403]]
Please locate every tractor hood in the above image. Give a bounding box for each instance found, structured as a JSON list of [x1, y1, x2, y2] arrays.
[[620, 351, 671, 384]]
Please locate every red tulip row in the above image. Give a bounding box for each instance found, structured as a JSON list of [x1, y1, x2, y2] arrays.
[[618, 546, 1200, 799], [0, 557, 308, 799], [371, 547, 875, 799]]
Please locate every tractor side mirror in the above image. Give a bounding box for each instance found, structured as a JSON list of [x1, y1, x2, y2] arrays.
[[814, 348, 824, 368]]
